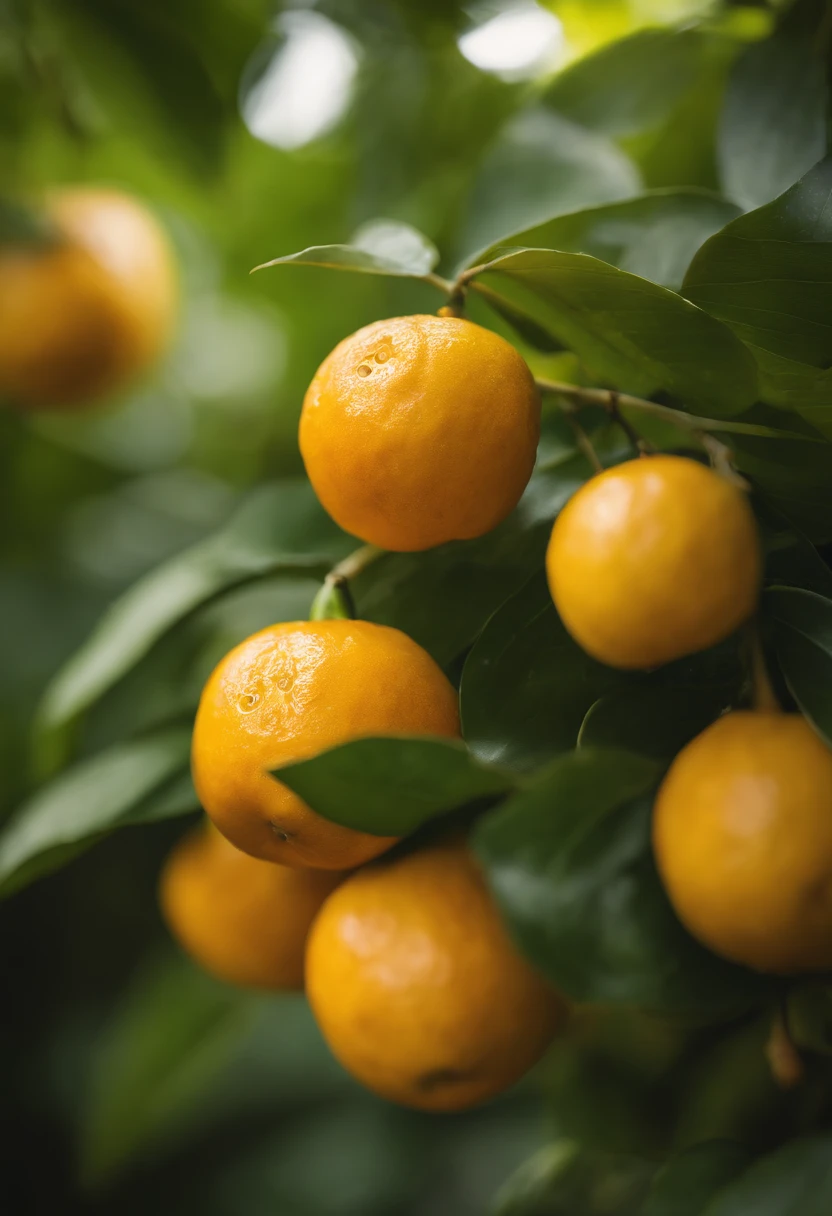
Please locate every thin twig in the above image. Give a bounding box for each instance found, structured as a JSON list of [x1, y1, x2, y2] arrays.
[[605, 391, 655, 456], [746, 621, 780, 714], [562, 408, 604, 474], [534, 379, 814, 442], [309, 544, 384, 622]]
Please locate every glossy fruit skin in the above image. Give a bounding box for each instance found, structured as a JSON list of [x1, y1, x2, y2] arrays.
[[299, 315, 540, 552], [160, 823, 342, 990], [546, 455, 761, 670], [0, 187, 177, 410], [654, 712, 832, 974], [305, 838, 565, 1111], [192, 619, 460, 870]]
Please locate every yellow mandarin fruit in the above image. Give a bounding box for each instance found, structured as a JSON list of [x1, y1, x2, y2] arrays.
[[192, 619, 460, 870], [299, 315, 540, 551], [160, 822, 342, 990], [0, 187, 177, 410], [546, 455, 761, 669], [305, 838, 565, 1111], [654, 712, 832, 974]]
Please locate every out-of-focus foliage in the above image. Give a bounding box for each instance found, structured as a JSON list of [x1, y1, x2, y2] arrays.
[[4, 1, 832, 1214]]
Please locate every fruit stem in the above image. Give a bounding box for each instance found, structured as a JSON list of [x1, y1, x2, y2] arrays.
[[747, 622, 780, 714], [309, 544, 384, 621], [561, 407, 604, 474], [765, 1004, 804, 1090], [533, 379, 803, 442], [602, 390, 655, 456]]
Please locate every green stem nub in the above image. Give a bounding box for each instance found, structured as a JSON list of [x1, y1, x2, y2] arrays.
[[309, 576, 355, 622]]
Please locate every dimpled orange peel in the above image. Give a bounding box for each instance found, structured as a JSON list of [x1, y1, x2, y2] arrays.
[[192, 619, 460, 870], [160, 822, 342, 990], [546, 455, 761, 669], [299, 314, 541, 551], [306, 837, 565, 1111], [654, 712, 832, 974], [0, 187, 177, 410]]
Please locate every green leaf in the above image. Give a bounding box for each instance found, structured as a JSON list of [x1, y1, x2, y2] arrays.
[[36, 481, 348, 747], [274, 736, 515, 836], [0, 730, 191, 897], [492, 1140, 654, 1216], [476, 249, 758, 415], [578, 684, 731, 761], [461, 574, 625, 774], [703, 1134, 832, 1216], [641, 1141, 753, 1216], [543, 28, 724, 141], [474, 750, 770, 1016], [788, 982, 832, 1056], [468, 190, 741, 290], [731, 430, 832, 543], [684, 158, 832, 428], [764, 586, 832, 745], [80, 954, 347, 1187], [253, 220, 440, 279], [457, 108, 640, 265], [718, 0, 828, 210], [760, 504, 832, 596]]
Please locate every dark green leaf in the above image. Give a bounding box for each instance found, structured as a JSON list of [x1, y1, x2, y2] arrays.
[[0, 730, 191, 897], [732, 431, 832, 543], [760, 503, 832, 596], [493, 1140, 654, 1216], [764, 586, 832, 744], [542, 29, 723, 141], [476, 249, 758, 415], [457, 108, 639, 264], [274, 736, 515, 836], [578, 684, 730, 761], [788, 983, 832, 1056], [468, 190, 741, 290], [474, 751, 770, 1016], [704, 1134, 832, 1216], [684, 158, 832, 429], [719, 0, 828, 210], [461, 574, 625, 773], [36, 481, 348, 744], [641, 1141, 753, 1216]]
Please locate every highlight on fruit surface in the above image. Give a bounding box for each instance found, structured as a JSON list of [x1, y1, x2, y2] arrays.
[[160, 821, 342, 990], [0, 187, 178, 411], [654, 711, 832, 975], [299, 314, 541, 551], [191, 618, 461, 870], [546, 454, 761, 670], [305, 837, 566, 1111]]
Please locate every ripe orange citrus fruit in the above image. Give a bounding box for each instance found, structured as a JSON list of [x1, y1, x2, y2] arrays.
[[299, 315, 540, 551], [546, 455, 760, 669], [654, 712, 832, 974], [305, 837, 565, 1111], [160, 822, 342, 990], [192, 619, 460, 870], [0, 187, 177, 410]]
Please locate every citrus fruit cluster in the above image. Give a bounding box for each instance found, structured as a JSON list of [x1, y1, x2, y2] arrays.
[[161, 307, 832, 1114], [0, 188, 177, 411], [168, 615, 564, 1112]]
